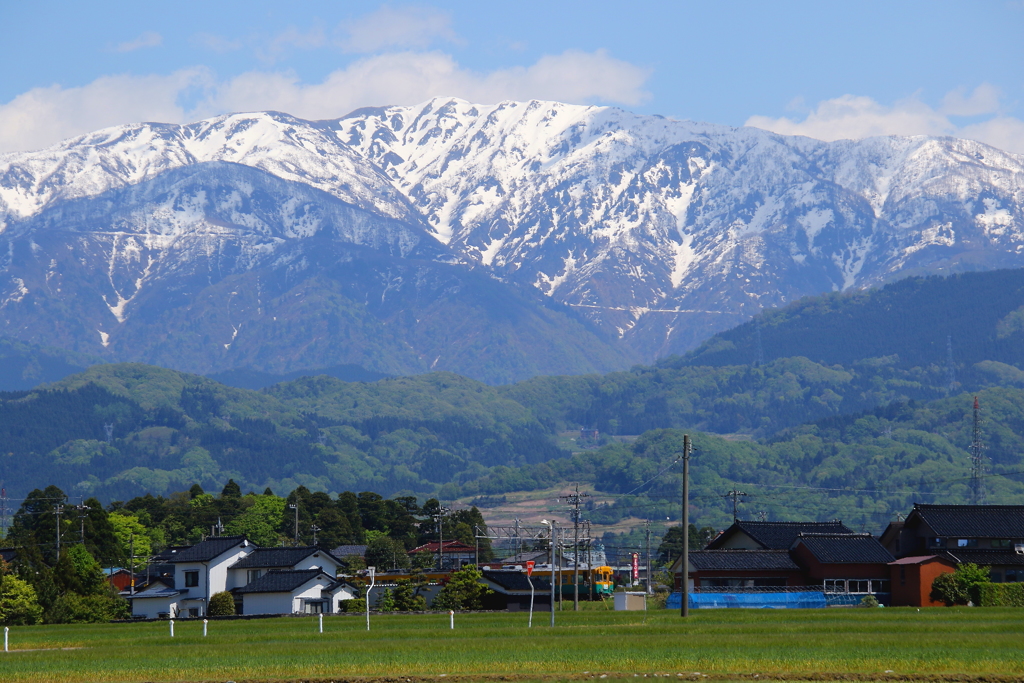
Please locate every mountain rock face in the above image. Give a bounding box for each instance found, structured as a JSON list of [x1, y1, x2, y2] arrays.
[[1, 100, 1023, 381]]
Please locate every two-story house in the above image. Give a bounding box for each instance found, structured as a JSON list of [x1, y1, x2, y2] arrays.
[[881, 503, 1024, 583], [131, 536, 254, 619]]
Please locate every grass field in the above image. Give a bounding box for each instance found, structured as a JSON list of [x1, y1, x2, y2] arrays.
[[2, 608, 1024, 683]]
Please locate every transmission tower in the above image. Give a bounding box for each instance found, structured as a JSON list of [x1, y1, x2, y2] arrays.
[[970, 396, 986, 505], [0, 487, 7, 540], [754, 318, 765, 367], [946, 335, 956, 395]]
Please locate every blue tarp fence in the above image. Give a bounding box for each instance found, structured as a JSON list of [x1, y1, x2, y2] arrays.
[[666, 591, 827, 609]]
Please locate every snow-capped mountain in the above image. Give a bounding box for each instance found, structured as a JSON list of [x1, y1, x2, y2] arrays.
[[1, 98, 1022, 380], [335, 99, 1024, 355]]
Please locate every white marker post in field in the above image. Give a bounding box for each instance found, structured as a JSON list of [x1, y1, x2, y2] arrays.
[[203, 619, 208, 637], [319, 613, 323, 633], [169, 620, 174, 638], [4, 626, 8, 652]]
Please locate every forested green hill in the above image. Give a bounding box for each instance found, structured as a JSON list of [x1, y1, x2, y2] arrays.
[[4, 269, 1024, 530], [683, 268, 1024, 371]]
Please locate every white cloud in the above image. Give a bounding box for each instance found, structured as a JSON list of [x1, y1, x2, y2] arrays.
[[338, 5, 457, 53], [746, 87, 1024, 155], [195, 33, 243, 53], [114, 31, 163, 53], [258, 26, 327, 64], [0, 70, 212, 154], [941, 83, 1002, 117], [206, 49, 649, 119], [0, 49, 648, 154]]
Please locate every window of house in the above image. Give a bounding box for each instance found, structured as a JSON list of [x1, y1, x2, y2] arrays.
[[1006, 570, 1018, 582], [927, 537, 945, 548], [848, 580, 869, 593], [188, 608, 199, 618], [184, 571, 199, 587], [824, 579, 845, 593], [247, 569, 262, 583], [305, 601, 324, 614], [872, 579, 891, 593], [993, 539, 1013, 548], [957, 539, 978, 548]]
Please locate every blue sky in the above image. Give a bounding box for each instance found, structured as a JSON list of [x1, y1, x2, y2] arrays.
[[1, 1, 1022, 153]]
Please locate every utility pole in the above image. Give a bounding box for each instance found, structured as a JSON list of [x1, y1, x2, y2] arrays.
[[76, 502, 90, 544], [643, 519, 652, 595], [310, 524, 321, 546], [288, 503, 299, 545], [433, 506, 450, 570], [513, 518, 522, 562], [54, 503, 64, 560], [562, 484, 589, 611], [724, 490, 747, 522], [585, 520, 594, 603], [970, 396, 986, 505], [1, 488, 7, 540], [681, 433, 691, 618], [129, 533, 135, 596]]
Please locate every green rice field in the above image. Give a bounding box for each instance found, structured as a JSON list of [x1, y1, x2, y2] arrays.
[[2, 608, 1023, 683]]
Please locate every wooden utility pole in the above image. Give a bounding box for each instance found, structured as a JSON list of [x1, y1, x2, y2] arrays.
[[681, 434, 690, 618]]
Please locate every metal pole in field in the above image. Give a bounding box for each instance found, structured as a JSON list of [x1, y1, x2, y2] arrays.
[[526, 561, 535, 628], [681, 434, 690, 618], [318, 613, 323, 633], [203, 619, 208, 637], [4, 626, 8, 652], [169, 620, 174, 637], [644, 519, 652, 594], [449, 610, 454, 629]]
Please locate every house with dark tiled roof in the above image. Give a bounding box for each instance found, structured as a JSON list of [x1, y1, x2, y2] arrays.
[[235, 569, 337, 614], [131, 536, 255, 619], [331, 544, 368, 562], [229, 546, 342, 590], [481, 569, 553, 611], [881, 503, 1024, 591], [408, 540, 477, 568], [672, 520, 892, 600], [670, 550, 805, 590], [790, 533, 894, 597], [706, 520, 855, 550]]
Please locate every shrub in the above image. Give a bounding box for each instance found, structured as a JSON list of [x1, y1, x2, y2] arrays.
[[974, 582, 1024, 607], [931, 563, 990, 606], [433, 565, 492, 611], [860, 594, 879, 608], [338, 598, 366, 613], [0, 574, 43, 625], [208, 591, 235, 616]]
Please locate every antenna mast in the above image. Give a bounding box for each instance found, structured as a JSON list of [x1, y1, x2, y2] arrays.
[[970, 396, 985, 505]]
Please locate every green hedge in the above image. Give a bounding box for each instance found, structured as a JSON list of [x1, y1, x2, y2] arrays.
[[972, 583, 1024, 607]]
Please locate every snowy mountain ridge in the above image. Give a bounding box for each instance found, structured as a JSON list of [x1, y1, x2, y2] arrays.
[[1, 97, 1023, 377]]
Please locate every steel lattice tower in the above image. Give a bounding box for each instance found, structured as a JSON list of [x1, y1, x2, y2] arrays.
[[969, 396, 986, 505]]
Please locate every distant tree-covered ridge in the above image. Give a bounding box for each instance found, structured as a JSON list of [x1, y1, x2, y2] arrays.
[[5, 268, 1024, 528]]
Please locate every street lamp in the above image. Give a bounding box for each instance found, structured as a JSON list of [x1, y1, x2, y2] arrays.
[[541, 519, 556, 627], [365, 566, 375, 631]]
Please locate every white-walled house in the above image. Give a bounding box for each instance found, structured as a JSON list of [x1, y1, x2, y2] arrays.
[[235, 569, 337, 614], [228, 546, 343, 589], [131, 538, 355, 618], [132, 536, 254, 619]]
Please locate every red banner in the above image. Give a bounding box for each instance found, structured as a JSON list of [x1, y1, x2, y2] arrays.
[[526, 560, 535, 576], [632, 553, 639, 582]]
